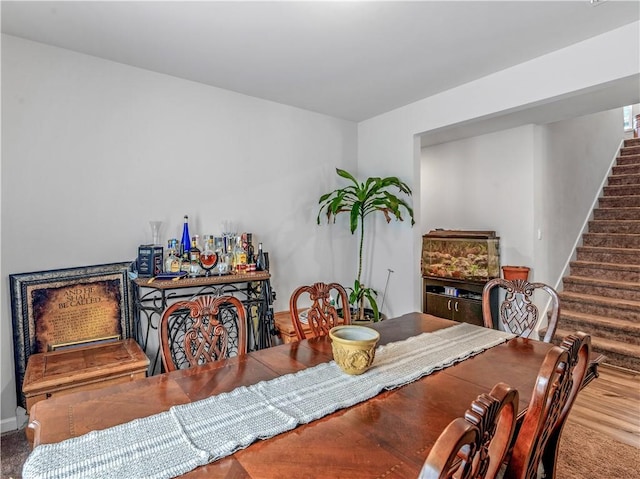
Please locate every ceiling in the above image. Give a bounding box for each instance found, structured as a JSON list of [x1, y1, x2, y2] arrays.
[[2, 1, 639, 123]]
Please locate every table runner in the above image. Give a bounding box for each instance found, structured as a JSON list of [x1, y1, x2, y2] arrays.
[[23, 323, 514, 479]]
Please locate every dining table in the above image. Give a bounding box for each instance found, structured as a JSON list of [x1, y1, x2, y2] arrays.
[[25, 312, 601, 478]]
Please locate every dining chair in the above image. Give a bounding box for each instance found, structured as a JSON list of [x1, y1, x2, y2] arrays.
[[159, 295, 247, 372], [503, 332, 591, 479], [419, 382, 519, 479], [481, 278, 559, 343], [289, 282, 351, 340]]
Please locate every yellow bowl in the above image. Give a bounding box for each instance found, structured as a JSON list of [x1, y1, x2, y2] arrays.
[[329, 325, 380, 375]]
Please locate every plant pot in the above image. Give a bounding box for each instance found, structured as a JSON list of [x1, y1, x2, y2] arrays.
[[502, 265, 530, 281], [337, 307, 384, 323], [351, 307, 376, 323]]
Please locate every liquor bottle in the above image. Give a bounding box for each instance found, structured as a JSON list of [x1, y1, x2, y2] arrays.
[[189, 236, 201, 276], [165, 240, 181, 273], [234, 235, 247, 272], [246, 233, 255, 264], [180, 215, 191, 262], [214, 236, 224, 254], [200, 236, 218, 276], [255, 242, 266, 271]]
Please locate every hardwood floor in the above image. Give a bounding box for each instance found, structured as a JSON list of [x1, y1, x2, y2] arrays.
[[569, 363, 640, 447]]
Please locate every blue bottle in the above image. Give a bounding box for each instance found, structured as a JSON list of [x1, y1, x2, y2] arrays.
[[180, 215, 191, 260]]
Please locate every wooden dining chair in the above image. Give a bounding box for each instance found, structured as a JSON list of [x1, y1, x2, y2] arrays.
[[482, 278, 560, 343], [289, 282, 351, 340], [503, 332, 591, 479], [419, 382, 519, 479], [159, 295, 247, 372]]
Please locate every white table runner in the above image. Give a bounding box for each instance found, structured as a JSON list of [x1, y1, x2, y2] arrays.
[[23, 323, 514, 479]]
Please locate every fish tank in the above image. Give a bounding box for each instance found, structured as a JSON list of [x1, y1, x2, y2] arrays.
[[421, 230, 500, 281]]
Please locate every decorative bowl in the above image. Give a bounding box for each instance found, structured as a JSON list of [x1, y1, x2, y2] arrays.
[[329, 325, 380, 375]]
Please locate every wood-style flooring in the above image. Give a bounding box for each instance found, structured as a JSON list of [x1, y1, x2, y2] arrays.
[[569, 363, 640, 447]]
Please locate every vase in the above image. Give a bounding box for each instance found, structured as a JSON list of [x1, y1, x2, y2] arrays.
[[149, 221, 162, 246]]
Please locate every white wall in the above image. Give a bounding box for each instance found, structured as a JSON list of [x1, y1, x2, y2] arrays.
[[420, 109, 624, 292], [358, 22, 640, 319], [535, 107, 625, 286], [1, 35, 357, 428], [421, 125, 536, 271]]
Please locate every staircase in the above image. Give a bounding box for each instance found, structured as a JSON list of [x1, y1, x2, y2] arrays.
[[554, 137, 640, 371]]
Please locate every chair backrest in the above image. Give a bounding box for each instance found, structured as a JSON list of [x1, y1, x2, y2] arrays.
[[419, 382, 519, 479], [159, 295, 247, 372], [504, 332, 591, 479], [289, 282, 351, 340], [482, 278, 559, 343]]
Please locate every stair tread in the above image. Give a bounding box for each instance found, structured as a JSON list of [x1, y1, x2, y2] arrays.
[[570, 260, 640, 271], [554, 328, 640, 355], [600, 193, 640, 197], [564, 275, 640, 289], [596, 206, 640, 209], [590, 219, 640, 223], [559, 290, 640, 308], [584, 232, 640, 236], [595, 206, 640, 210], [559, 310, 640, 331], [577, 245, 640, 253]]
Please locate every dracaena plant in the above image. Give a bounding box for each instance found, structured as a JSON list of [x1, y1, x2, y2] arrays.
[[317, 168, 414, 321]]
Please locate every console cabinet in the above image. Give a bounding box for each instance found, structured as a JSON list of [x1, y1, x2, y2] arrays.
[[422, 277, 497, 327]]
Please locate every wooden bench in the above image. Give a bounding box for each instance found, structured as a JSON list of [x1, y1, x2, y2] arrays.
[[22, 339, 149, 413]]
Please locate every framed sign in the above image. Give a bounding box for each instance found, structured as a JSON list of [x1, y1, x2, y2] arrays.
[[10, 262, 134, 407]]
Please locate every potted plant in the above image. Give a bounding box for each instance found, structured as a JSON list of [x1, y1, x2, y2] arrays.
[[317, 168, 414, 321]]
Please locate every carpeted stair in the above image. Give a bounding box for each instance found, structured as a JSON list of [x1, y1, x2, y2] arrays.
[[552, 137, 640, 371]]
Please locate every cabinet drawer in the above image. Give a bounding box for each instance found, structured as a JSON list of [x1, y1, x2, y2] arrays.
[[425, 292, 453, 318], [453, 298, 483, 327], [424, 292, 484, 327]]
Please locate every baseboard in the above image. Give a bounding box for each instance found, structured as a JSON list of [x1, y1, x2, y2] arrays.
[[1, 407, 27, 433], [1, 415, 18, 433]]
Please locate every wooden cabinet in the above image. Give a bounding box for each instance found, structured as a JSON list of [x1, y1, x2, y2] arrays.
[[422, 277, 497, 327]]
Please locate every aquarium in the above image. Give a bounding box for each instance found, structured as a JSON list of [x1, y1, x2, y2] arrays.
[[421, 230, 500, 281]]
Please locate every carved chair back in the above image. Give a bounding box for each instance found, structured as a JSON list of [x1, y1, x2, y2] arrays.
[[159, 295, 247, 372], [482, 278, 559, 343], [419, 382, 519, 479], [289, 282, 351, 340], [504, 333, 591, 479]]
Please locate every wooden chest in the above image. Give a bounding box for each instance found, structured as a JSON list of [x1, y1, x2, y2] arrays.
[[274, 310, 311, 343], [22, 339, 149, 413]]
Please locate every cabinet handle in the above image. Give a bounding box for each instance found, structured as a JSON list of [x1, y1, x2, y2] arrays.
[[454, 301, 459, 312], [447, 299, 452, 311]]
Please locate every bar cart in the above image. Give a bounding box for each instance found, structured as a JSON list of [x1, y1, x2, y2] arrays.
[[132, 271, 275, 375]]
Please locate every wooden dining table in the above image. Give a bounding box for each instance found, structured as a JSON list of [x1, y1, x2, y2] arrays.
[[26, 312, 600, 478]]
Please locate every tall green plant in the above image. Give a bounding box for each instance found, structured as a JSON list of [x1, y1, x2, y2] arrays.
[[317, 168, 414, 320]]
